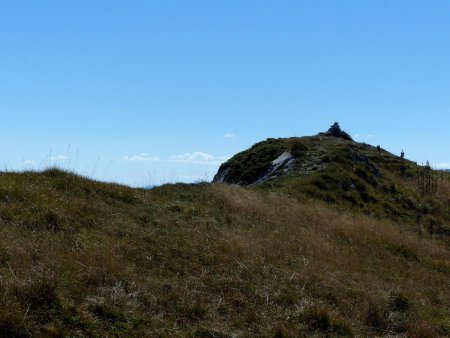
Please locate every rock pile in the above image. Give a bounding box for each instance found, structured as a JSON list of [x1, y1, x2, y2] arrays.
[[324, 122, 353, 141]]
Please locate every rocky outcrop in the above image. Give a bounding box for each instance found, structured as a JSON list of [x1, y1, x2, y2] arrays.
[[255, 152, 295, 183]]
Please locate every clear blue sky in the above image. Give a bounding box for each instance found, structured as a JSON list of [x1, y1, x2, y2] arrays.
[[1, 1, 449, 186]]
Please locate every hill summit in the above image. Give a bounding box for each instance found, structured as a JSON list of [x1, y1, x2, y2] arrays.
[[213, 123, 380, 186], [214, 123, 449, 233]]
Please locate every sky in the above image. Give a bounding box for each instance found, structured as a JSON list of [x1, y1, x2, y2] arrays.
[[1, 1, 450, 186]]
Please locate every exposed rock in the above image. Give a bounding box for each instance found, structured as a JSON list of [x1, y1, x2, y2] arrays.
[[213, 167, 231, 183], [256, 152, 295, 183]]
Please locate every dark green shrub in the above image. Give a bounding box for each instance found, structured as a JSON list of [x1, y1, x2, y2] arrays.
[[313, 178, 329, 190], [305, 307, 331, 331], [290, 141, 308, 157], [27, 283, 60, 313], [322, 155, 332, 163], [0, 247, 10, 268], [304, 307, 353, 336], [0, 318, 28, 338], [390, 293, 410, 313], [183, 303, 208, 323], [364, 301, 388, 332]]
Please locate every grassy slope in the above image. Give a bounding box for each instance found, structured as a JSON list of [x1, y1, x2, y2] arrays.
[[0, 169, 449, 337]]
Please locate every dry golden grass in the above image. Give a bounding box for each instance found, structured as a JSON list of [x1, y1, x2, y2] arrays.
[[0, 170, 448, 337]]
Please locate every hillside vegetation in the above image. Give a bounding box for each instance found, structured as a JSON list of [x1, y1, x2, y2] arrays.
[[0, 127, 449, 337]]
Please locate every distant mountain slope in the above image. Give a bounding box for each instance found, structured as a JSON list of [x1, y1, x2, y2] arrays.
[[214, 124, 450, 233]]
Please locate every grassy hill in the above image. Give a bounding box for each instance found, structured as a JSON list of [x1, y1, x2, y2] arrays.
[[214, 126, 450, 236], [0, 129, 449, 336]]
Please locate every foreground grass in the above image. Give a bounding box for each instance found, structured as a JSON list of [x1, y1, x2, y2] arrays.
[[0, 170, 449, 337]]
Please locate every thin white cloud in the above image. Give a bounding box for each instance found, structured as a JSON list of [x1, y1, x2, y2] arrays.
[[171, 152, 213, 162], [23, 160, 35, 165], [354, 134, 360, 139], [224, 133, 236, 139], [122, 152, 228, 165], [50, 155, 68, 161], [367, 134, 374, 139], [123, 153, 160, 162], [170, 152, 229, 165]]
